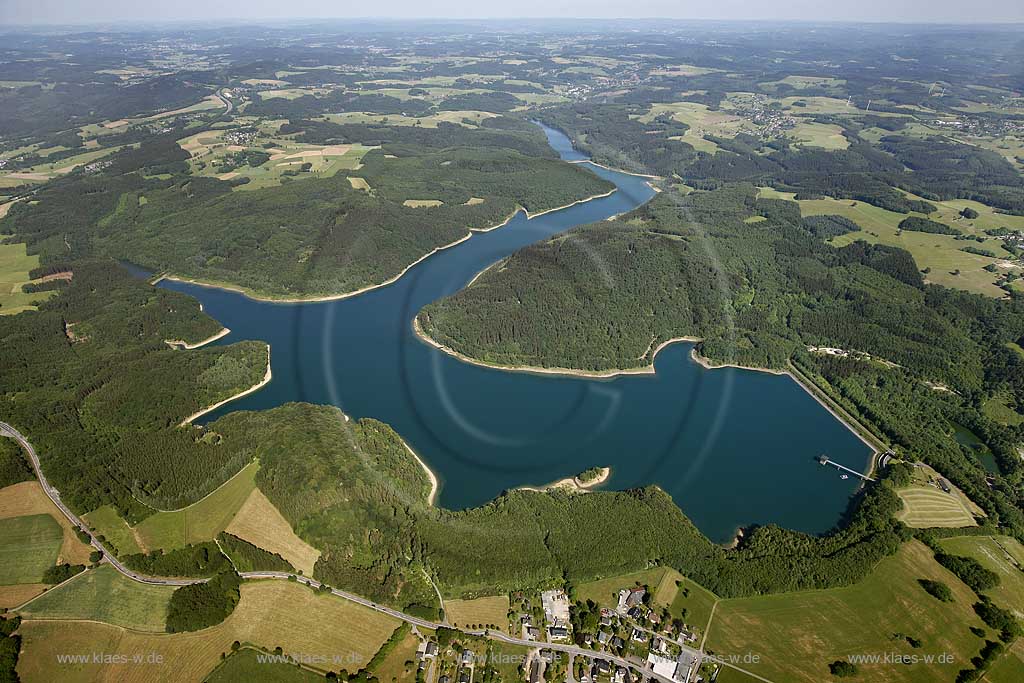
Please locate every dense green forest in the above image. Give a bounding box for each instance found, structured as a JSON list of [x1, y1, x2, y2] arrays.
[[165, 570, 243, 632], [0, 262, 268, 518], [2, 119, 612, 299], [216, 532, 294, 573], [123, 541, 232, 578], [0, 616, 22, 683], [0, 437, 33, 489]]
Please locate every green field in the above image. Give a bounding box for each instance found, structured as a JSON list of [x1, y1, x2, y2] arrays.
[[445, 594, 510, 631], [0, 514, 62, 584], [368, 628, 421, 683], [204, 648, 324, 682], [983, 639, 1024, 683], [576, 566, 683, 609], [669, 577, 720, 636], [982, 393, 1024, 426], [756, 188, 1015, 297], [640, 101, 744, 153], [83, 504, 143, 555], [0, 242, 54, 315], [19, 563, 176, 631], [706, 541, 987, 683], [179, 125, 376, 191], [938, 535, 1024, 616], [788, 121, 849, 150], [133, 461, 258, 550], [713, 667, 764, 683]]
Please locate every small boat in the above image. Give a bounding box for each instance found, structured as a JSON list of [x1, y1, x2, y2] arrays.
[[840, 474, 849, 480]]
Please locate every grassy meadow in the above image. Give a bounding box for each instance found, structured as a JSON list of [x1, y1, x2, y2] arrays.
[[983, 638, 1024, 683], [368, 628, 421, 683], [0, 481, 93, 565], [205, 648, 325, 682], [756, 187, 1017, 297], [0, 242, 54, 315], [444, 595, 510, 631], [670, 576, 720, 637], [576, 566, 683, 609], [896, 463, 984, 528], [705, 541, 987, 683], [132, 462, 258, 550], [83, 505, 143, 555], [938, 535, 1024, 616], [0, 584, 47, 610], [0, 514, 62, 584], [19, 564, 176, 631], [896, 487, 977, 528]]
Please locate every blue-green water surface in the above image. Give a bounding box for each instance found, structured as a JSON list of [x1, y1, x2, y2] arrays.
[[158, 124, 872, 543]]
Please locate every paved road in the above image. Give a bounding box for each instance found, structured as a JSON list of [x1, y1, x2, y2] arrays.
[[214, 88, 233, 116], [2, 421, 772, 683], [1, 421, 201, 587], [4, 420, 651, 671]]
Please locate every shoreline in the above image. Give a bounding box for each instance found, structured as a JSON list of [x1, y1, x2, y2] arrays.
[[149, 185, 620, 305], [415, 321, 881, 473], [687, 347, 787, 376], [165, 326, 230, 350], [414, 319, 701, 379], [179, 343, 272, 426], [401, 441, 439, 507], [568, 158, 662, 180], [519, 466, 611, 494], [521, 188, 616, 219], [724, 527, 745, 550]]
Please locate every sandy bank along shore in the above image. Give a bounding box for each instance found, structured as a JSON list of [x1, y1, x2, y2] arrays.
[[519, 466, 611, 494], [180, 343, 272, 425]]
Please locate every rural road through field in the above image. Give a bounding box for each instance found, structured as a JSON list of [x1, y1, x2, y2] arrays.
[[1, 421, 771, 683]]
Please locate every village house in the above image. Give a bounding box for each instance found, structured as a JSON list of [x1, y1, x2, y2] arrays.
[[617, 587, 646, 611], [529, 659, 543, 683]]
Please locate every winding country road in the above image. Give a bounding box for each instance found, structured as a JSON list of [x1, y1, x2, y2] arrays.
[[0, 421, 674, 679], [2, 421, 771, 683]]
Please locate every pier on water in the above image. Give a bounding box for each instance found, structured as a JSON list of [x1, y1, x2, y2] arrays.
[[816, 455, 876, 482]]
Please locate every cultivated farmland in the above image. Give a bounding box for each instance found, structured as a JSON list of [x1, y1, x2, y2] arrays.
[[16, 579, 400, 682], [0, 514, 62, 584], [223, 487, 320, 576], [19, 564, 176, 631]]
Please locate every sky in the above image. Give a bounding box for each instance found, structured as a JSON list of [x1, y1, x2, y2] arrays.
[[2, 0, 1023, 25]]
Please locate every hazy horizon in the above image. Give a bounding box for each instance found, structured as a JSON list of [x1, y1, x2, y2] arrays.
[[3, 1, 1024, 26]]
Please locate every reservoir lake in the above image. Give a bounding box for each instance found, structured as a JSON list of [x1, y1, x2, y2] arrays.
[[158, 124, 873, 544]]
